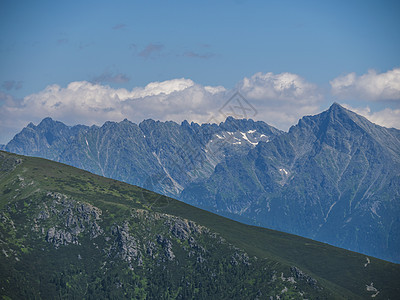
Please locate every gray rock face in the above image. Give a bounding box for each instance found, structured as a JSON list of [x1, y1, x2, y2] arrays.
[[168, 218, 202, 240], [170, 219, 191, 240], [38, 192, 103, 247], [146, 241, 157, 259], [29, 191, 229, 271], [46, 227, 76, 247], [111, 222, 141, 264], [157, 234, 175, 261], [29, 192, 226, 270], [290, 266, 319, 289]]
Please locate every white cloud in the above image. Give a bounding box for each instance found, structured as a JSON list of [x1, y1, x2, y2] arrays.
[[342, 104, 400, 129], [2, 70, 398, 145], [204, 85, 226, 94], [0, 79, 229, 143], [130, 78, 195, 98], [237, 72, 321, 103], [330, 68, 400, 101], [236, 72, 322, 130]]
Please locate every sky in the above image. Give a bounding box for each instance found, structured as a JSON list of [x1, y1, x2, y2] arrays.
[[0, 0, 399, 144]]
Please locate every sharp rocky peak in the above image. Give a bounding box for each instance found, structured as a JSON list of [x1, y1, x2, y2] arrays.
[[293, 102, 370, 135], [37, 117, 63, 128]]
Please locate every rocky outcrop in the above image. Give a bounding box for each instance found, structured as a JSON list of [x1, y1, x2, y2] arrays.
[[168, 217, 204, 240], [146, 241, 157, 259], [46, 227, 76, 247], [290, 266, 320, 289], [157, 234, 175, 261], [37, 192, 103, 247], [230, 251, 250, 266], [111, 222, 142, 265]]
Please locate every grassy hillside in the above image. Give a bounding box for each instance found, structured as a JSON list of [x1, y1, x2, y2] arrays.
[[0, 150, 399, 299]]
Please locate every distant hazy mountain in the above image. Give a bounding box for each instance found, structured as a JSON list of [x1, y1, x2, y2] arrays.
[[5, 116, 281, 197], [4, 103, 400, 263], [1, 151, 399, 299]]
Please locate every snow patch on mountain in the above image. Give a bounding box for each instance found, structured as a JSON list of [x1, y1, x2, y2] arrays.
[[240, 132, 258, 146]]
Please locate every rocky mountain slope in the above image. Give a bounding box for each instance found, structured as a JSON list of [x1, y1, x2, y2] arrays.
[[1, 150, 399, 299], [5, 116, 281, 198], [4, 103, 400, 263], [182, 104, 400, 262]]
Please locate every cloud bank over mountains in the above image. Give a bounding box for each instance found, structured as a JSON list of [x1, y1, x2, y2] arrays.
[[236, 72, 323, 129], [1, 68, 400, 144], [330, 68, 400, 101]]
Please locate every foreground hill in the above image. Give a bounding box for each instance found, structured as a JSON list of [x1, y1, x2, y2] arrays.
[[0, 151, 399, 299]]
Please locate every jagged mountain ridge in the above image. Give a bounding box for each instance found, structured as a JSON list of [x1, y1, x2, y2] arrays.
[[5, 116, 281, 197], [4, 103, 400, 263], [182, 103, 400, 262], [1, 150, 399, 299]]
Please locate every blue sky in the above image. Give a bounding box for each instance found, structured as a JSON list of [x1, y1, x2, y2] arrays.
[[0, 0, 399, 143]]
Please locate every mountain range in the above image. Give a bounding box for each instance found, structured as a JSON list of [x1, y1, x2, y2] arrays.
[[1, 150, 399, 298], [3, 103, 400, 263]]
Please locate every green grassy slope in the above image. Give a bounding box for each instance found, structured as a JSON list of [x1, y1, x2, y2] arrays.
[[0, 150, 399, 299], [161, 201, 400, 298]]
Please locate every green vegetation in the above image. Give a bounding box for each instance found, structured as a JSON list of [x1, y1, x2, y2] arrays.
[[0, 150, 399, 299]]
